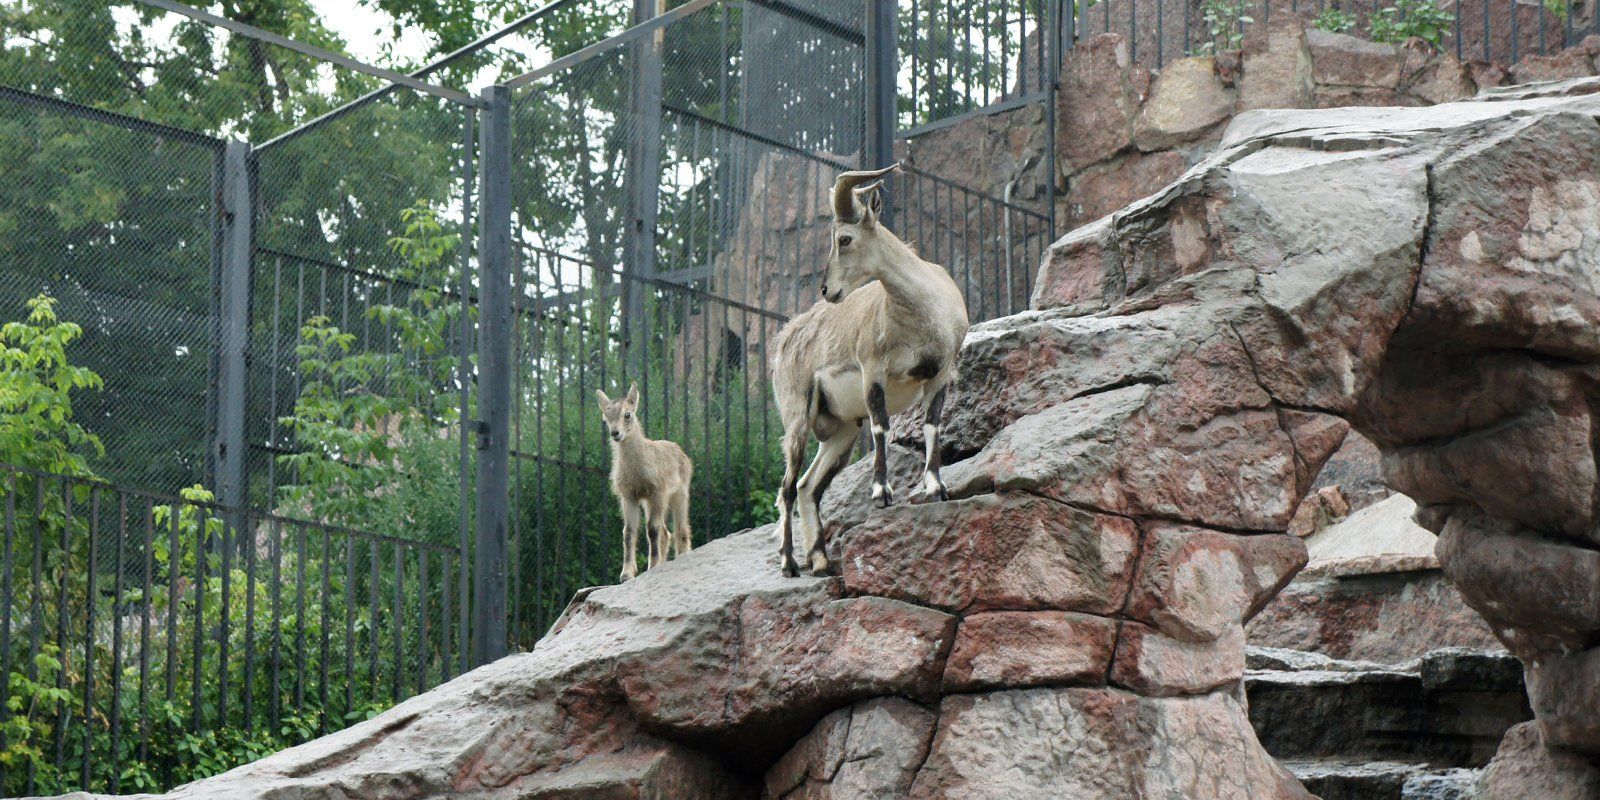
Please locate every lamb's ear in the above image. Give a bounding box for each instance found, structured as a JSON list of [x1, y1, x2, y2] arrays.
[[595, 389, 611, 409], [626, 382, 640, 405]]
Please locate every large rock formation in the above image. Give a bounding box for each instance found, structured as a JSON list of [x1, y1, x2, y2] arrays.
[[48, 79, 1600, 800]]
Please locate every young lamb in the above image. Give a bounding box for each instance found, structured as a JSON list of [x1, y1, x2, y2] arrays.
[[596, 383, 693, 581], [770, 164, 970, 577]]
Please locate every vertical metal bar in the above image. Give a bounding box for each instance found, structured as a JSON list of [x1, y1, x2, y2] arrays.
[[190, 500, 205, 733], [244, 511, 257, 729], [219, 510, 232, 726], [269, 519, 282, 738], [865, 0, 897, 224], [82, 488, 96, 790], [318, 525, 331, 734], [418, 549, 430, 695], [109, 494, 126, 793], [294, 524, 307, 719], [139, 499, 152, 765], [27, 484, 41, 795], [473, 84, 514, 668], [0, 473, 13, 765], [215, 141, 254, 515], [53, 482, 70, 778], [392, 541, 404, 702], [368, 539, 378, 705], [456, 106, 475, 678]]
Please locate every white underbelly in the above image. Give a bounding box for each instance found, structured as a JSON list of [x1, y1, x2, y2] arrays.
[[816, 368, 925, 422]]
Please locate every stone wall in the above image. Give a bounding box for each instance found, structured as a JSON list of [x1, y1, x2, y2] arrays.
[[904, 19, 1600, 235]]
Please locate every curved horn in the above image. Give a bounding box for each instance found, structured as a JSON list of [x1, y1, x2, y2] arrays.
[[832, 163, 901, 221]]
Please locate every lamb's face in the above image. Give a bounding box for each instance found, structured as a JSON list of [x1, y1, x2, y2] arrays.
[[596, 384, 641, 443]]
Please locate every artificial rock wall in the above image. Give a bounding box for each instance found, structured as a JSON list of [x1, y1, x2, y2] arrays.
[[45, 78, 1600, 800]]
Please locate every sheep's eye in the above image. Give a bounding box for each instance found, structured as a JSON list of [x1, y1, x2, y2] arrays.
[[623, 413, 631, 420], [838, 235, 852, 247]]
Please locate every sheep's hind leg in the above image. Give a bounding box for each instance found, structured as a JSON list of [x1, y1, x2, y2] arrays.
[[917, 385, 950, 502], [797, 425, 858, 576], [645, 495, 669, 570], [778, 421, 809, 578], [671, 488, 692, 557], [619, 499, 641, 582]]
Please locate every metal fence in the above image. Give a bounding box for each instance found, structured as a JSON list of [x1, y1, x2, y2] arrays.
[[0, 463, 463, 795], [1067, 0, 1594, 70], [1, 0, 1053, 789]]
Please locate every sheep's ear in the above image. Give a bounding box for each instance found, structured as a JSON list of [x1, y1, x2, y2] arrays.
[[626, 382, 640, 405], [595, 389, 611, 409], [856, 180, 885, 227]]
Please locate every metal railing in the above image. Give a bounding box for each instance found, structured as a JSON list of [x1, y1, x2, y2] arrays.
[[0, 464, 464, 795], [1069, 0, 1593, 71]]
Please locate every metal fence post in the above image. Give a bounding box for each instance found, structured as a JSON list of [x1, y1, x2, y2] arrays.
[[472, 84, 512, 668], [214, 140, 253, 513], [1047, 0, 1069, 240], [622, 0, 664, 381], [865, 0, 896, 226]]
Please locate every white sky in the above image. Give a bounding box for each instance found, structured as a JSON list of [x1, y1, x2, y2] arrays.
[[310, 0, 438, 68]]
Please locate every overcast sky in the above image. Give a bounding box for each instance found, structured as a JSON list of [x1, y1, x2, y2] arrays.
[[310, 0, 439, 68]]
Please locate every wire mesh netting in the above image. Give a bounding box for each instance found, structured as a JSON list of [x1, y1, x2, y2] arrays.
[[0, 89, 221, 495], [502, 0, 861, 641]]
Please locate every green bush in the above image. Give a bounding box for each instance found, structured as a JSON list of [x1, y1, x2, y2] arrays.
[[1369, 0, 1454, 45], [1313, 7, 1358, 33]]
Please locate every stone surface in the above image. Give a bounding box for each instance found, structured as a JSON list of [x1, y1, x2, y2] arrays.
[[763, 697, 936, 800], [1308, 29, 1403, 89], [1301, 494, 1434, 567], [943, 610, 1117, 692], [1401, 768, 1481, 800], [1056, 33, 1150, 172], [1525, 645, 1600, 752], [1062, 149, 1190, 228], [909, 687, 1313, 799], [1135, 56, 1235, 151], [1435, 506, 1600, 660], [1111, 621, 1246, 696], [1124, 523, 1307, 642], [1239, 18, 1315, 111], [837, 492, 1139, 614], [1479, 721, 1600, 799]]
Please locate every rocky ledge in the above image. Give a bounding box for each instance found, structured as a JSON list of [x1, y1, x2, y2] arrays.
[[46, 77, 1600, 799]]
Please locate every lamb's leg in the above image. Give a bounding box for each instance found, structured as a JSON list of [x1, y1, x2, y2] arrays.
[[797, 426, 859, 576], [867, 379, 894, 508], [917, 385, 950, 502], [671, 488, 693, 557], [645, 496, 669, 570], [778, 421, 809, 578], [619, 499, 641, 582]]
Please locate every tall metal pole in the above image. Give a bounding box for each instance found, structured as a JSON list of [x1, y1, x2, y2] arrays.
[[865, 0, 897, 227], [472, 84, 512, 668], [214, 140, 253, 514], [622, 0, 664, 381]]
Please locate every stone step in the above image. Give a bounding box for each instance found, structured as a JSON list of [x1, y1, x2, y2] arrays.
[[1247, 647, 1531, 769], [1284, 760, 1479, 800]]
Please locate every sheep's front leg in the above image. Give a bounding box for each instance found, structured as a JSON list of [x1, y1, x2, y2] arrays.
[[619, 499, 641, 582], [867, 379, 894, 508], [918, 385, 950, 502], [645, 495, 669, 570]]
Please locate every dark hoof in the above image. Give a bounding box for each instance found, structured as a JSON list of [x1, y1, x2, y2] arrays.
[[780, 556, 801, 578], [809, 550, 832, 576], [936, 487, 950, 502]]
